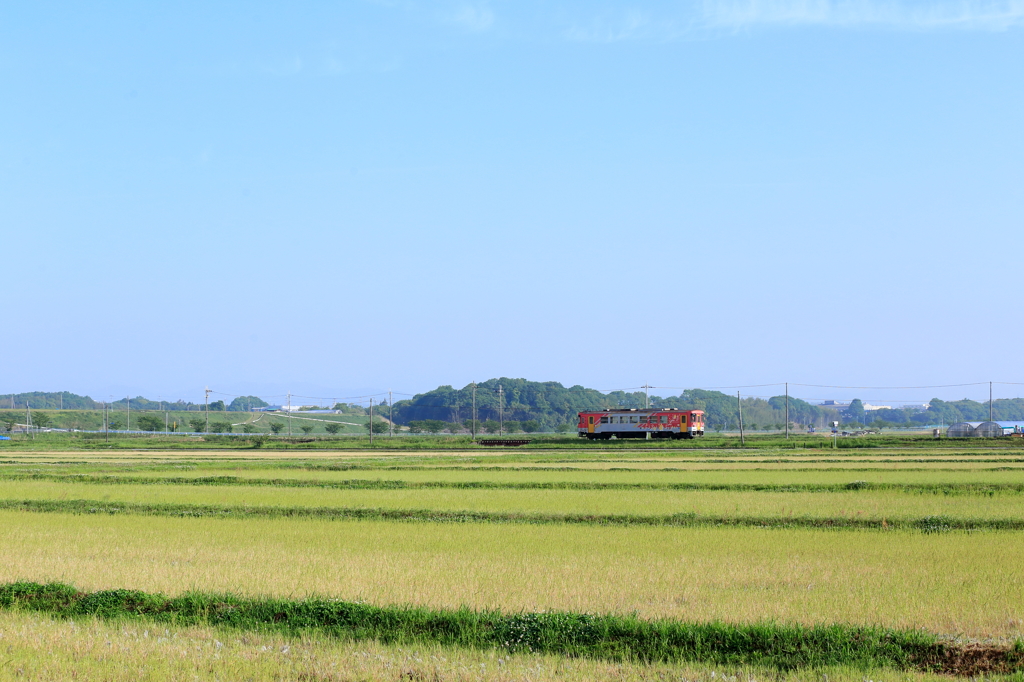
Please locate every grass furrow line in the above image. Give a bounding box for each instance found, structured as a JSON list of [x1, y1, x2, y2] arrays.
[[3, 472, 1023, 495], [0, 497, 1020, 531], [1, 582, 1020, 675]]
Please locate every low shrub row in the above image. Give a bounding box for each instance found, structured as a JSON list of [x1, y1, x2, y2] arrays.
[[1, 498, 1022, 531], [5, 472, 1024, 495], [5, 581, 1018, 675]]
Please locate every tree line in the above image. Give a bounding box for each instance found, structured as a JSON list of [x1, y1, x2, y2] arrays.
[[387, 379, 846, 431], [0, 392, 268, 412], [389, 379, 1024, 431]]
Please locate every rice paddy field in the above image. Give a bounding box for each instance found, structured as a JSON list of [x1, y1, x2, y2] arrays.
[[1, 442, 1023, 680]]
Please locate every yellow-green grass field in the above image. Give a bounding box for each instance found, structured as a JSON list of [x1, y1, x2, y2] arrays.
[[0, 479, 1023, 521], [1, 511, 1021, 640], [0, 610, 958, 682], [3, 447, 1024, 679]]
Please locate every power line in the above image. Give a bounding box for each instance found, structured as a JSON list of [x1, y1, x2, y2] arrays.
[[791, 382, 989, 389]]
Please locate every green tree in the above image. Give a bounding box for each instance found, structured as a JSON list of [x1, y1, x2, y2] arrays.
[[447, 421, 461, 434], [324, 422, 341, 435], [504, 421, 521, 433], [846, 399, 866, 424], [136, 415, 163, 432], [0, 413, 17, 432], [208, 400, 226, 411], [421, 419, 445, 434], [269, 422, 285, 434], [364, 419, 389, 434], [299, 424, 315, 435], [483, 419, 500, 434], [189, 417, 206, 433], [554, 422, 572, 434], [211, 421, 232, 433], [521, 420, 540, 433], [241, 424, 256, 434], [228, 396, 269, 411], [32, 413, 52, 429], [109, 416, 126, 430]]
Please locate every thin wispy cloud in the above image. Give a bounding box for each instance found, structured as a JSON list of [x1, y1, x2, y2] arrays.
[[703, 0, 1024, 30], [563, 0, 1024, 40], [449, 2, 496, 31], [563, 10, 680, 42]]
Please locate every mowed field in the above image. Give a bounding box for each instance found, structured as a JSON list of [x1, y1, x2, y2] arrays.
[[1, 445, 1023, 680]]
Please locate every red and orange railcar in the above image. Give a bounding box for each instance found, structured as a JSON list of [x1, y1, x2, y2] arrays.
[[577, 408, 705, 440]]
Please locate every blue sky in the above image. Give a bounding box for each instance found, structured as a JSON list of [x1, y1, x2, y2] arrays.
[[2, 1, 1022, 406]]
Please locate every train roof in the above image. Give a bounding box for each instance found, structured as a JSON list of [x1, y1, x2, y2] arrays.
[[579, 407, 703, 413]]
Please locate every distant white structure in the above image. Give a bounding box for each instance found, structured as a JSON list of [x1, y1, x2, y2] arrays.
[[947, 421, 1024, 437]]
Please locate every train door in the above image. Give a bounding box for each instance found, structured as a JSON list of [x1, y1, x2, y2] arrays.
[[587, 415, 595, 433]]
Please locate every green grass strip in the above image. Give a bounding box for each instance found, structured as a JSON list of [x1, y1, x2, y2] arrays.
[[4, 472, 1024, 496], [1, 582, 1019, 675], [0, 497, 1020, 532]]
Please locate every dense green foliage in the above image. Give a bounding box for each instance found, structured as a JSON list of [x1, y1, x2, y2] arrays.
[[388, 379, 837, 431], [0, 392, 268, 413], [0, 392, 100, 410], [388, 379, 1024, 431], [2, 581, 989, 673]]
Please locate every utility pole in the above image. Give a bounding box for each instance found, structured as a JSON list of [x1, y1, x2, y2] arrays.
[[165, 410, 168, 434], [643, 383, 651, 409], [287, 392, 292, 437], [389, 390, 393, 437], [471, 382, 477, 441], [498, 384, 504, 436], [104, 403, 108, 442], [126, 396, 130, 433], [785, 382, 790, 440], [737, 391, 745, 446], [204, 387, 211, 434], [59, 393, 62, 410], [990, 382, 994, 421], [369, 397, 374, 446], [26, 403, 32, 439]]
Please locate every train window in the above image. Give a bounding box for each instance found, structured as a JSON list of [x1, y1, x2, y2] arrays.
[[640, 416, 648, 423], [600, 417, 608, 424], [630, 416, 638, 423], [660, 415, 668, 424]]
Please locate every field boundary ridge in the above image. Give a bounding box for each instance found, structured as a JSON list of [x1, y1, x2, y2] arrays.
[[1, 582, 1021, 675]]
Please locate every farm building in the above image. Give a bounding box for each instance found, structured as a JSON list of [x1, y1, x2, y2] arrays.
[[947, 421, 1024, 437]]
